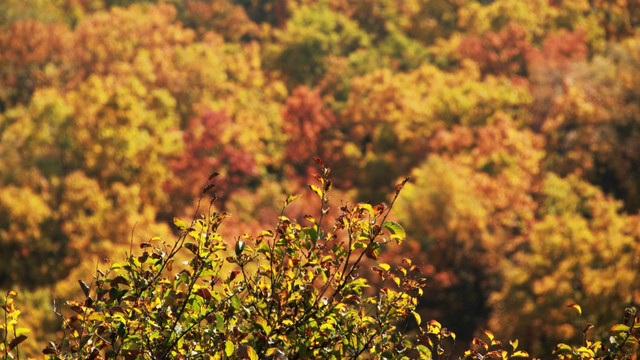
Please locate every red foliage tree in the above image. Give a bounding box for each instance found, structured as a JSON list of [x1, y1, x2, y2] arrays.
[[169, 109, 259, 209], [459, 21, 532, 80], [282, 86, 337, 178]]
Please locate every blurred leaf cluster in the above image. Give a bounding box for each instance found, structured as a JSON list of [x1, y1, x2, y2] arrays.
[[1, 0, 640, 358]]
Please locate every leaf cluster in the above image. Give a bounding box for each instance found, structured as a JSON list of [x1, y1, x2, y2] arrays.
[[36, 162, 443, 359]]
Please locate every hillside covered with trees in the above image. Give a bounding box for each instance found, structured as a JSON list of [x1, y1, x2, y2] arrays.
[[1, 0, 639, 358]]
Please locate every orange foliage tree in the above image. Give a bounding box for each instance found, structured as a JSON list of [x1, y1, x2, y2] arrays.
[[2, 0, 640, 358]]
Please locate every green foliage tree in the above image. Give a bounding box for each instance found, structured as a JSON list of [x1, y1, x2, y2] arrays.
[[265, 2, 371, 87]]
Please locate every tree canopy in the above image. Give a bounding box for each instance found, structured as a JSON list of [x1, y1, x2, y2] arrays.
[[1, 0, 640, 358]]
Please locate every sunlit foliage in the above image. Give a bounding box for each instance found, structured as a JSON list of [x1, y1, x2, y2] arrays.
[[2, 0, 640, 358]]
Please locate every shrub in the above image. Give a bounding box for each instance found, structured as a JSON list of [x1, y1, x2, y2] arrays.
[[39, 159, 449, 359], [0, 290, 29, 359], [2, 160, 639, 359]]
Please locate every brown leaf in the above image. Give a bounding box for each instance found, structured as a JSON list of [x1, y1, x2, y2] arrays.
[[312, 157, 324, 168], [395, 177, 410, 194], [85, 347, 99, 360], [8, 335, 27, 351], [195, 288, 212, 301]]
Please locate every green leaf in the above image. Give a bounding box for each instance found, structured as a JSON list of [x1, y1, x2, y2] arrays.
[[575, 347, 594, 357], [303, 227, 318, 243], [382, 221, 406, 244], [224, 340, 234, 357], [173, 217, 186, 230], [355, 203, 374, 215], [347, 278, 369, 292], [256, 242, 271, 253], [256, 317, 272, 335], [365, 243, 380, 260], [320, 323, 335, 332], [416, 344, 431, 358], [231, 295, 241, 309], [235, 240, 245, 256], [216, 314, 225, 334], [15, 328, 30, 337]]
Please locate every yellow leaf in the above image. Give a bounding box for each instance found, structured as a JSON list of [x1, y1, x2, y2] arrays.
[[224, 341, 234, 357], [308, 184, 323, 199], [610, 324, 629, 333], [483, 330, 495, 341], [511, 350, 529, 358], [412, 311, 422, 325], [568, 303, 582, 315], [246, 345, 259, 360]]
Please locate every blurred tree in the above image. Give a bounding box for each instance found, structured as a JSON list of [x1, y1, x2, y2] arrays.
[[590, 0, 640, 39], [526, 29, 588, 125], [0, 19, 72, 111], [0, 75, 180, 288], [0, 0, 67, 26], [233, 0, 289, 27], [281, 86, 337, 176], [335, 61, 531, 201], [395, 114, 545, 343], [181, 0, 259, 40], [488, 173, 640, 355], [458, 0, 555, 40], [169, 109, 260, 208], [539, 35, 640, 212], [264, 2, 371, 87], [1, 0, 640, 358], [459, 21, 532, 79]]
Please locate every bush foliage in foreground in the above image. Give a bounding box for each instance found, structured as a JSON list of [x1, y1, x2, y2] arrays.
[[2, 160, 640, 359]]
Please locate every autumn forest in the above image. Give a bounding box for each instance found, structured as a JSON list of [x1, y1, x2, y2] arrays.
[[1, 0, 640, 358]]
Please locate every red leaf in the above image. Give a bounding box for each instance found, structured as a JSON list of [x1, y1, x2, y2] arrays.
[[312, 157, 324, 168], [195, 288, 212, 301], [228, 270, 241, 282]]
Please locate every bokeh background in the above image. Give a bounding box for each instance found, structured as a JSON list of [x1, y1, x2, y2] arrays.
[[1, 0, 639, 357]]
